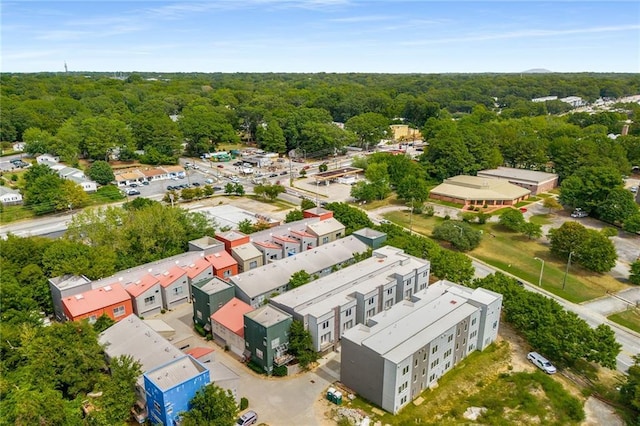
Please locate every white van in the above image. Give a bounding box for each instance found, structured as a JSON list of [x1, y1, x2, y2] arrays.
[[527, 352, 556, 374], [236, 410, 257, 426]]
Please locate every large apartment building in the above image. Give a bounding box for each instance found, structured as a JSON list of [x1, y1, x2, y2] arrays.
[[340, 280, 502, 414], [270, 246, 431, 352]]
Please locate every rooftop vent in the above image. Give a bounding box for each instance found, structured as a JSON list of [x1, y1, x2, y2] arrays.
[[104, 286, 112, 292], [75, 294, 84, 300]]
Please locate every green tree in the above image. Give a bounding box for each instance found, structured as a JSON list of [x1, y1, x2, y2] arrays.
[[574, 230, 618, 273], [396, 175, 430, 205], [289, 270, 312, 289], [542, 197, 562, 214], [288, 320, 317, 370], [91, 355, 141, 425], [630, 261, 640, 285], [256, 120, 286, 154], [432, 221, 482, 251], [619, 354, 640, 420], [548, 221, 590, 259], [86, 160, 115, 185], [430, 249, 475, 284], [521, 221, 543, 240], [344, 112, 390, 149], [559, 165, 623, 213], [300, 198, 316, 210], [81, 117, 134, 161], [92, 314, 115, 333], [326, 202, 373, 235], [180, 384, 239, 426], [284, 209, 304, 223], [238, 219, 254, 234], [318, 163, 328, 172], [180, 104, 239, 155], [499, 209, 526, 232], [596, 187, 638, 225], [23, 127, 56, 156], [624, 213, 640, 233]]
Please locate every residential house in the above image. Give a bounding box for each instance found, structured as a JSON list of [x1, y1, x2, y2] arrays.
[[160, 165, 186, 179], [0, 186, 23, 205], [214, 230, 251, 253], [243, 305, 293, 375], [188, 236, 225, 256], [306, 217, 346, 245], [210, 298, 254, 357], [191, 277, 235, 331], [230, 236, 370, 308], [303, 207, 334, 220], [270, 246, 430, 353], [155, 265, 190, 309], [230, 243, 263, 273], [184, 257, 216, 285], [49, 274, 93, 321], [477, 167, 558, 195], [185, 347, 215, 364], [205, 251, 238, 280], [36, 154, 60, 164], [144, 355, 210, 426], [62, 283, 133, 323], [123, 274, 163, 317], [289, 229, 317, 251], [254, 240, 283, 264], [340, 280, 502, 414]]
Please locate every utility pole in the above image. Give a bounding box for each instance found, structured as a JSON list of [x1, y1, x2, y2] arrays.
[[409, 197, 414, 234], [562, 251, 575, 290]]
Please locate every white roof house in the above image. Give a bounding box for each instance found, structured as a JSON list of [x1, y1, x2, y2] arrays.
[[0, 187, 23, 205]]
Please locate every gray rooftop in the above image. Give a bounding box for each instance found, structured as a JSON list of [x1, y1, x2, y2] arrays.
[[99, 315, 183, 387], [49, 274, 92, 291], [206, 360, 239, 383], [245, 304, 292, 327], [231, 243, 263, 261], [193, 277, 233, 295], [230, 236, 369, 299], [189, 236, 224, 251], [249, 217, 320, 243], [198, 204, 278, 230], [0, 186, 21, 196], [272, 246, 428, 314], [352, 227, 386, 239], [144, 355, 207, 391], [306, 217, 345, 236], [342, 281, 501, 364], [477, 167, 558, 184]]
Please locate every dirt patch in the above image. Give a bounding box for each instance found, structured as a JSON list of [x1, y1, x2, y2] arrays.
[[582, 397, 624, 426], [498, 321, 535, 373]]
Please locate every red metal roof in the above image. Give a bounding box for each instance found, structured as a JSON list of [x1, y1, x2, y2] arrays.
[[210, 298, 254, 337], [205, 251, 238, 270], [186, 346, 215, 359], [184, 257, 213, 279], [273, 234, 298, 243], [155, 265, 187, 288], [254, 240, 280, 249], [290, 229, 314, 237], [124, 274, 160, 297], [63, 283, 130, 318]]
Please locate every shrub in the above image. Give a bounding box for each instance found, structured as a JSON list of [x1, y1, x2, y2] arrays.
[[423, 205, 435, 217], [240, 397, 249, 410], [194, 323, 206, 337], [246, 361, 266, 375], [444, 214, 450, 221], [273, 365, 288, 377], [10, 174, 18, 182]]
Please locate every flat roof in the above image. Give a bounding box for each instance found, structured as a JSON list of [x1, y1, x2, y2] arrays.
[[144, 355, 207, 391], [245, 304, 292, 327], [314, 167, 362, 182], [342, 281, 501, 364], [352, 227, 386, 239], [231, 243, 263, 261], [49, 274, 91, 291], [230, 236, 369, 299], [430, 175, 530, 201], [193, 277, 233, 294], [306, 217, 345, 236], [249, 216, 320, 243], [477, 167, 558, 184]]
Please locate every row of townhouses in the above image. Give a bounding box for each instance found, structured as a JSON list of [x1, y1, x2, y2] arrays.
[[37, 154, 98, 192]]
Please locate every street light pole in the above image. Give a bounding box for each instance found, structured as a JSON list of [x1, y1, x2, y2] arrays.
[[562, 251, 575, 290], [534, 257, 544, 287]]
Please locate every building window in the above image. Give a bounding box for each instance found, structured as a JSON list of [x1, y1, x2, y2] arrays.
[[144, 295, 156, 306], [335, 232, 342, 238], [423, 353, 427, 361], [320, 332, 331, 344], [414, 359, 418, 367], [88, 315, 97, 324], [431, 345, 438, 354], [470, 331, 477, 339], [113, 305, 125, 317], [402, 366, 409, 375], [256, 349, 263, 359], [386, 288, 393, 295], [343, 320, 353, 331], [447, 334, 453, 342], [493, 321, 498, 329], [444, 349, 452, 358], [249, 261, 258, 269], [153, 401, 161, 412], [385, 299, 393, 309], [172, 286, 184, 296], [322, 320, 330, 329], [445, 361, 451, 369], [344, 308, 352, 316], [223, 269, 231, 277], [368, 297, 374, 305], [322, 236, 329, 244], [471, 318, 477, 326], [422, 368, 426, 376], [404, 289, 412, 299], [197, 310, 202, 320], [367, 308, 376, 318], [269, 254, 278, 260]]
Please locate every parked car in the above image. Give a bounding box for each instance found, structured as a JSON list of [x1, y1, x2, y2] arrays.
[[236, 411, 258, 426], [129, 183, 138, 187], [167, 186, 175, 191], [213, 186, 223, 191], [269, 173, 278, 178], [192, 182, 201, 187], [127, 189, 140, 196], [631, 186, 638, 193], [230, 177, 240, 183], [570, 208, 588, 218], [142, 180, 149, 185], [280, 171, 288, 175], [205, 178, 214, 184], [217, 164, 225, 168], [527, 352, 556, 374]]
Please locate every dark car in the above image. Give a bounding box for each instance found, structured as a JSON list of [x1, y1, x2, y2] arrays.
[[127, 189, 140, 196], [269, 173, 278, 178], [213, 186, 223, 191], [217, 164, 225, 168], [142, 180, 149, 185], [129, 183, 138, 187], [233, 161, 243, 166], [192, 182, 201, 187], [167, 186, 174, 191], [280, 171, 288, 175]]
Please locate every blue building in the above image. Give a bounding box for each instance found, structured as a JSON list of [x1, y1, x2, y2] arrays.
[[143, 355, 210, 425]]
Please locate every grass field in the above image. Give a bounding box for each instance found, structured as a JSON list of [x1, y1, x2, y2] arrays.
[[383, 210, 626, 303], [608, 309, 640, 334], [333, 340, 584, 425]]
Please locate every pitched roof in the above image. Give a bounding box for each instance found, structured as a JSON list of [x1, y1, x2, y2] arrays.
[[254, 240, 280, 249], [273, 235, 298, 243], [63, 283, 130, 317], [430, 175, 531, 201], [123, 274, 160, 297], [205, 251, 237, 270], [186, 346, 215, 359], [155, 265, 187, 288], [210, 298, 254, 337], [184, 257, 214, 279], [477, 167, 558, 184]]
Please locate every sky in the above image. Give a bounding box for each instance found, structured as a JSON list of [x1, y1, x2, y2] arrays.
[[2, 1, 639, 74]]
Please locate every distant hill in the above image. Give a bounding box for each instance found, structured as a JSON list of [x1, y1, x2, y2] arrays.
[[522, 68, 553, 73]]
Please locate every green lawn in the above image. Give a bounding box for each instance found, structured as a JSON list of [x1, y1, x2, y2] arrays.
[[529, 214, 553, 225], [383, 211, 626, 303], [608, 309, 640, 334], [0, 204, 35, 223]]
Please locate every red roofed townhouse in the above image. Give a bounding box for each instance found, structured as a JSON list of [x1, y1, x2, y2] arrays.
[[303, 207, 334, 220], [254, 240, 282, 264], [123, 274, 162, 317], [205, 251, 238, 280], [155, 265, 190, 309], [290, 229, 317, 252], [185, 346, 215, 364], [184, 257, 215, 284], [210, 298, 254, 357], [214, 231, 250, 254], [62, 283, 133, 323], [272, 234, 301, 257]]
